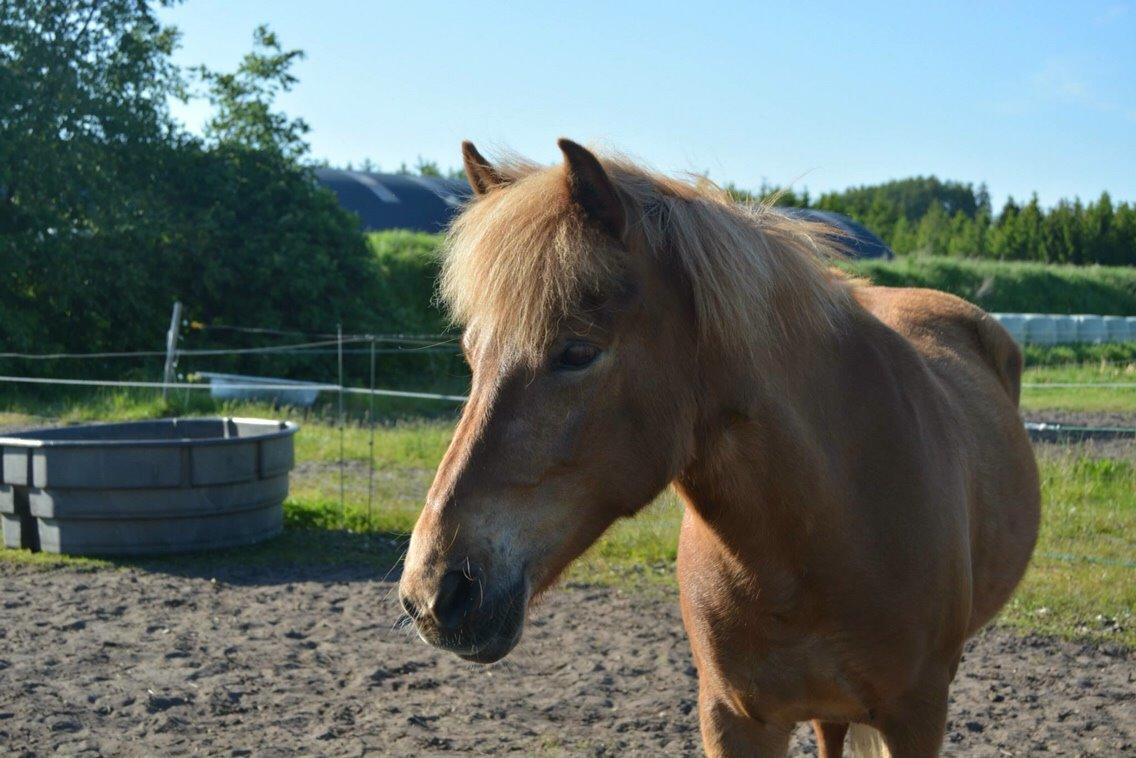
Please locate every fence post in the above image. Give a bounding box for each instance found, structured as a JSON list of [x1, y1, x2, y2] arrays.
[[162, 301, 182, 400], [367, 335, 376, 532], [337, 323, 345, 529]]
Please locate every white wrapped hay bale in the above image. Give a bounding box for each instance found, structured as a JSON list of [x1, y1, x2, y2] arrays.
[[1073, 315, 1107, 344], [1103, 316, 1129, 343], [1053, 315, 1077, 344], [991, 313, 1026, 344], [1023, 314, 1057, 345]]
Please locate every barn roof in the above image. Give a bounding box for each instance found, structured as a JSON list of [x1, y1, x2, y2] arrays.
[[314, 168, 472, 233], [315, 168, 892, 260]]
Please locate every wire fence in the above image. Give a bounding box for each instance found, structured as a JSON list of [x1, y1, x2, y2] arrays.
[[0, 375, 470, 401], [0, 315, 471, 535], [1, 311, 1132, 540]]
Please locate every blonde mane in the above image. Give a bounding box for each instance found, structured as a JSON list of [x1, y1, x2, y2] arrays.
[[440, 151, 854, 363]]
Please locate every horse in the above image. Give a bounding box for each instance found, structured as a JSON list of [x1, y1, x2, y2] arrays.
[[398, 139, 1040, 757]]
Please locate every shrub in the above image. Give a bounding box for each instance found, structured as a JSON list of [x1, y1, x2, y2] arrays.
[[365, 233, 1136, 324], [847, 257, 1136, 316]]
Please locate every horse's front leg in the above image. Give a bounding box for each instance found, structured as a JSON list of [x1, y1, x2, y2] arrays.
[[697, 681, 793, 758]]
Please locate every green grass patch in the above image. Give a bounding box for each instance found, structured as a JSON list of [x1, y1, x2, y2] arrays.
[[848, 256, 1136, 316], [570, 451, 1136, 647], [292, 415, 1136, 647], [3, 377, 1134, 646], [1000, 453, 1136, 645], [1020, 361, 1136, 413], [1024, 342, 1136, 367], [565, 493, 683, 588], [367, 231, 1136, 319], [291, 417, 452, 468]]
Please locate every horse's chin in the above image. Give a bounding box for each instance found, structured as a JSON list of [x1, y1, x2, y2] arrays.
[[453, 621, 524, 663], [413, 576, 528, 665]]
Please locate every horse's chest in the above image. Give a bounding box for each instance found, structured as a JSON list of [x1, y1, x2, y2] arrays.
[[677, 546, 868, 722]]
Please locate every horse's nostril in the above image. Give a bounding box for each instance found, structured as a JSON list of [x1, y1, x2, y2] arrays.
[[400, 591, 422, 620], [431, 569, 479, 630]]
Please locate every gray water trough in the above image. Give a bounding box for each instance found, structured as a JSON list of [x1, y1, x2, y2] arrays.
[[0, 418, 297, 556]]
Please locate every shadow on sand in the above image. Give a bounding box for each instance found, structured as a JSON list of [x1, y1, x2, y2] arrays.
[[1, 527, 411, 588]]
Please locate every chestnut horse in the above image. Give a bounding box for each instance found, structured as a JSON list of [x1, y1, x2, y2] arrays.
[[398, 139, 1040, 757]]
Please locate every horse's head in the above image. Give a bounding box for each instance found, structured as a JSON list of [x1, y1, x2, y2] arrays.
[[398, 140, 701, 662]]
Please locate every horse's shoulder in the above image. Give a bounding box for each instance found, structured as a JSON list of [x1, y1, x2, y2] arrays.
[[850, 284, 1022, 406], [852, 285, 982, 331]]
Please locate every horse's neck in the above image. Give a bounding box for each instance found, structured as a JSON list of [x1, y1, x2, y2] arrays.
[[675, 311, 854, 564]]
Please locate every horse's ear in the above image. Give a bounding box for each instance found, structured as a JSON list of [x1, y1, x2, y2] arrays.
[[462, 141, 506, 196], [557, 138, 625, 240]]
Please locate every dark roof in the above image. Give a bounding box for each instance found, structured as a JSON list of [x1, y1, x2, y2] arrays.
[[315, 168, 472, 233], [775, 207, 894, 259], [316, 169, 893, 259]]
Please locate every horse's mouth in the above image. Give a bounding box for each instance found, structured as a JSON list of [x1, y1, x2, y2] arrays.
[[412, 577, 528, 664], [452, 620, 524, 663]]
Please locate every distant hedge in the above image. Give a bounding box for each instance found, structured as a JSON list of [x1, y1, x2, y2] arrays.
[[848, 257, 1136, 316], [367, 231, 450, 334], [368, 232, 1136, 327]]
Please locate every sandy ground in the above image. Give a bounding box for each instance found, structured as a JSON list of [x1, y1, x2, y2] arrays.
[[1, 411, 1132, 755], [1, 561, 1133, 757], [1023, 410, 1136, 460]]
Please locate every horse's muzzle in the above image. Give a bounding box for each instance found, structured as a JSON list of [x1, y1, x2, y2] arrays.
[[399, 571, 527, 664]]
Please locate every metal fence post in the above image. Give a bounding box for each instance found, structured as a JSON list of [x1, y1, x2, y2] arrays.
[[367, 335, 376, 531], [162, 301, 182, 401], [337, 323, 345, 529]]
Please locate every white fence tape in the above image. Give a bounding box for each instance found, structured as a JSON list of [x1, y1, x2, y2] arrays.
[[0, 373, 1129, 399], [0, 375, 468, 403]]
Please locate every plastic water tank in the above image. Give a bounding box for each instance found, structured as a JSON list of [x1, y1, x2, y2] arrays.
[[992, 314, 1026, 344], [1073, 315, 1106, 344], [1024, 314, 1057, 345]]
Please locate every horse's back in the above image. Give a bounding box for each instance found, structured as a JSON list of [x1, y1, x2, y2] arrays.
[[854, 285, 1040, 633]]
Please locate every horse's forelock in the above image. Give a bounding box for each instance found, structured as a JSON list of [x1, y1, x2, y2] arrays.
[[440, 148, 853, 364]]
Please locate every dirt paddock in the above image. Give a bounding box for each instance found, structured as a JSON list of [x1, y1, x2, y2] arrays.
[[1, 560, 1133, 756]]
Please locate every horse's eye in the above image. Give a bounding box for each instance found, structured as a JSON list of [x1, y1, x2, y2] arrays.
[[554, 342, 600, 371]]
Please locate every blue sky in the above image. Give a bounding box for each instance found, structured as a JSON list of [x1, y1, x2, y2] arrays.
[[162, 1, 1135, 207]]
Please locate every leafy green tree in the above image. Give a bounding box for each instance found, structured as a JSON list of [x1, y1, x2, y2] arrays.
[[1019, 196, 1046, 262], [990, 198, 1024, 260], [890, 215, 917, 253], [815, 176, 980, 233], [414, 157, 442, 177], [1083, 192, 1116, 265], [0, 2, 383, 382], [0, 0, 184, 352], [194, 25, 308, 159], [1113, 202, 1136, 267], [723, 174, 1133, 264], [1041, 201, 1078, 264], [152, 23, 381, 365], [946, 211, 985, 258], [913, 202, 951, 255]]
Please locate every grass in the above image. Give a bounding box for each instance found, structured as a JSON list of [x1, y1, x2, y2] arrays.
[[848, 255, 1136, 316], [571, 449, 1136, 649], [1023, 342, 1136, 367], [1020, 361, 1136, 414], [229, 422, 1136, 647], [365, 232, 1136, 318], [2, 359, 1134, 647], [1002, 453, 1136, 644]]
